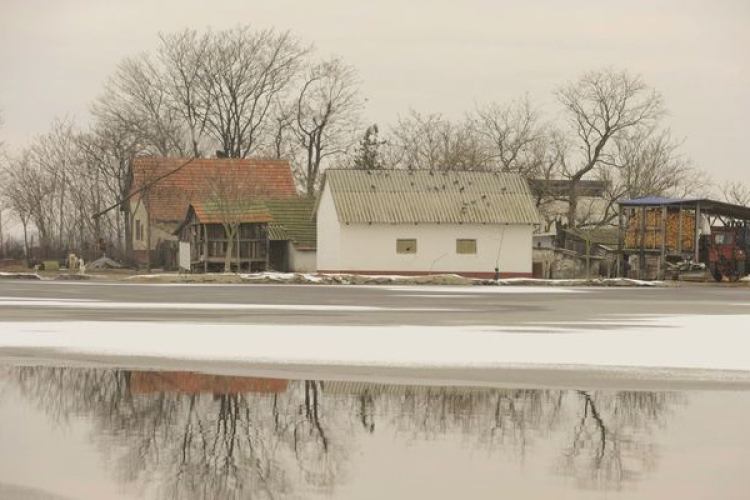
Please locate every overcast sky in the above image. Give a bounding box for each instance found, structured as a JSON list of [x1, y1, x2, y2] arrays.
[[1, 0, 748, 184]]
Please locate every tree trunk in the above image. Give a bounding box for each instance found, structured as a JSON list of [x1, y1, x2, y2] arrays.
[[22, 220, 30, 266], [567, 180, 579, 229], [223, 225, 235, 273]]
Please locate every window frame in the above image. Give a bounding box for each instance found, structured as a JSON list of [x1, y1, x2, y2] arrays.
[[396, 238, 417, 254], [456, 238, 477, 254]]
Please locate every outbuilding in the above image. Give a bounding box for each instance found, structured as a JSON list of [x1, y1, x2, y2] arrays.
[[316, 169, 542, 278]]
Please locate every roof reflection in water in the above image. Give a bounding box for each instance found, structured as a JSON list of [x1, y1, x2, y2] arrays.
[[3, 367, 684, 499]]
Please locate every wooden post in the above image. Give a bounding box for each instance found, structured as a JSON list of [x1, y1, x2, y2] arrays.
[[236, 226, 240, 273], [639, 207, 647, 280], [694, 202, 701, 263], [265, 224, 270, 272], [660, 206, 667, 280], [203, 224, 209, 273], [677, 207, 683, 255], [585, 234, 591, 280], [617, 205, 624, 277]]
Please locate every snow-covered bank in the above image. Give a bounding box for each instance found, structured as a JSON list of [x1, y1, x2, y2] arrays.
[[122, 271, 666, 287], [0, 272, 40, 280], [1, 314, 749, 378]]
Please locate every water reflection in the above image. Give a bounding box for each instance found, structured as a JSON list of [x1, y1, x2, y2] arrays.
[[2, 367, 684, 499]]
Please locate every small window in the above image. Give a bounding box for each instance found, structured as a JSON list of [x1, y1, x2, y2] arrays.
[[715, 233, 733, 245], [135, 220, 142, 241], [397, 239, 417, 254], [456, 239, 477, 254]]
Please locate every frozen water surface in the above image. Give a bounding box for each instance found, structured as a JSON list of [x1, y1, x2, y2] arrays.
[[0, 366, 748, 500]]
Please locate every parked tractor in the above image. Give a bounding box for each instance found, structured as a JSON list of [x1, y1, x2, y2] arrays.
[[701, 224, 750, 281]]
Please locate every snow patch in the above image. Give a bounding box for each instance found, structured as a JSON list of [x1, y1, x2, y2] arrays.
[[0, 297, 452, 312], [1, 314, 749, 373], [495, 277, 665, 287]]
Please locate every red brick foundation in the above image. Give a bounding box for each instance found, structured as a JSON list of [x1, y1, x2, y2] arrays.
[[316, 270, 533, 279]]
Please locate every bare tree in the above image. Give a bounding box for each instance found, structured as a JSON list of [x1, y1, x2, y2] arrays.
[[294, 58, 363, 195], [0, 110, 6, 256], [28, 118, 80, 251], [470, 95, 547, 176], [388, 110, 489, 171], [201, 27, 310, 158], [719, 180, 750, 206], [95, 54, 189, 157], [2, 151, 49, 259], [157, 29, 213, 157], [555, 68, 665, 227], [594, 128, 699, 226], [79, 114, 145, 260]]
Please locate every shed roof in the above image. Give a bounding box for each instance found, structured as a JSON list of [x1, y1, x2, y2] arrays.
[[132, 156, 297, 222], [619, 197, 750, 221], [190, 200, 273, 224], [265, 197, 317, 249], [528, 179, 609, 198], [322, 169, 542, 225]]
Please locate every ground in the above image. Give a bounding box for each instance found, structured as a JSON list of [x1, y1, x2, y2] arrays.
[[1, 280, 749, 389]]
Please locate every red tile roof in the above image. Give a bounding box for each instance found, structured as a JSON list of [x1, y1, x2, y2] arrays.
[[191, 200, 274, 224], [132, 156, 298, 222]]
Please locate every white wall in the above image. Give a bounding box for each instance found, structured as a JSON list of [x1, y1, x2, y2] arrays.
[[130, 200, 178, 252], [316, 187, 341, 270], [289, 246, 316, 272], [317, 187, 533, 275]]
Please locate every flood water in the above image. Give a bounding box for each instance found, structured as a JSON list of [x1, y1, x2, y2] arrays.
[[0, 365, 748, 499]]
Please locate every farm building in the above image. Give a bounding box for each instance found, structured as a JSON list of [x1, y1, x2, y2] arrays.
[[175, 200, 273, 273], [174, 197, 317, 273], [129, 156, 299, 269], [533, 225, 619, 279], [316, 169, 542, 278], [618, 196, 750, 280]]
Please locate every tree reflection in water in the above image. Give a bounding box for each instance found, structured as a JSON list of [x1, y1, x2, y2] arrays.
[[2, 367, 684, 499]]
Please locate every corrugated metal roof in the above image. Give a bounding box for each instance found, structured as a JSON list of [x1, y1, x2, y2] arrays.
[[324, 169, 542, 225], [265, 198, 317, 249], [267, 224, 290, 241]]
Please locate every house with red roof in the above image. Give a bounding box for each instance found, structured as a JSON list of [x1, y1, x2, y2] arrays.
[[130, 156, 316, 271]]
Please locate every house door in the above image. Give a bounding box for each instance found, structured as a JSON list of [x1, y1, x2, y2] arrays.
[[268, 241, 289, 272]]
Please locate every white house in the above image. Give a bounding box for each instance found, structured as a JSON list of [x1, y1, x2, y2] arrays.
[[316, 169, 542, 278]]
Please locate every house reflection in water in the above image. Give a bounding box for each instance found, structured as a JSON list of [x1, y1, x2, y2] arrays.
[[3, 366, 689, 499], [127, 371, 289, 396]]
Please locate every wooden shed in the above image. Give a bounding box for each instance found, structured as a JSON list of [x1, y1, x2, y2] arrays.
[[176, 200, 273, 272]]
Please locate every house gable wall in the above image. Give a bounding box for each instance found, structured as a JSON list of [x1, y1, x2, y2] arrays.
[[130, 199, 179, 262], [316, 186, 341, 271]]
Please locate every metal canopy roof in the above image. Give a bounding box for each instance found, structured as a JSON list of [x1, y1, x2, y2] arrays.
[[618, 197, 750, 221]]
